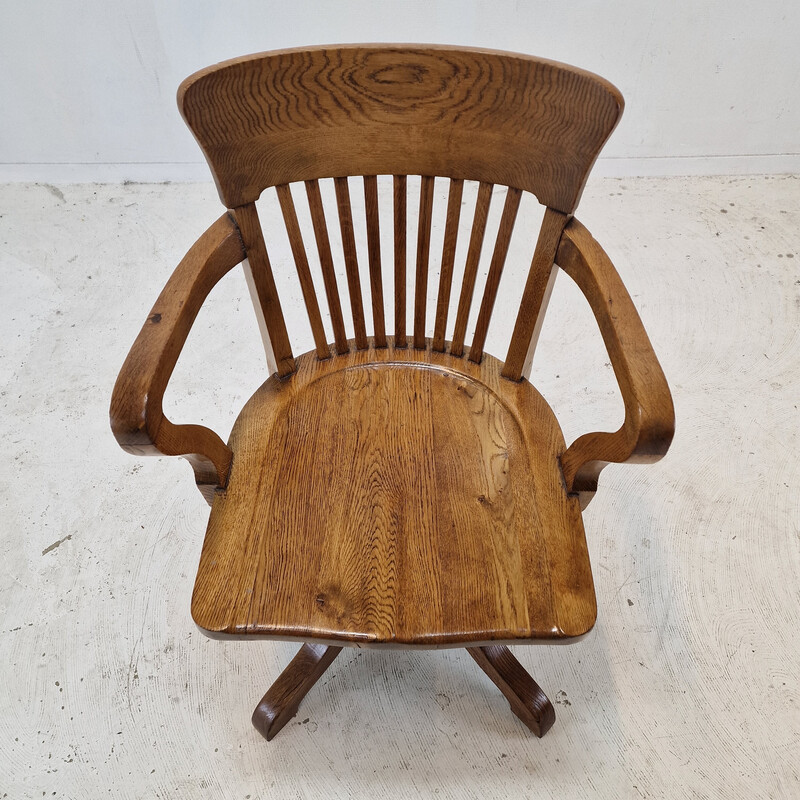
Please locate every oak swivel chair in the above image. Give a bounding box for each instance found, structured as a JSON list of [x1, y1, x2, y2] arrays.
[[110, 45, 675, 741]]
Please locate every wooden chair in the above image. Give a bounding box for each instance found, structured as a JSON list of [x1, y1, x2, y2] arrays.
[[110, 45, 674, 741]]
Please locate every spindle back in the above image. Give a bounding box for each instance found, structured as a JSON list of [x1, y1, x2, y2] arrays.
[[178, 46, 623, 379]]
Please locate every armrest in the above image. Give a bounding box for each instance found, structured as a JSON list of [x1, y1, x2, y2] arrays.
[[556, 218, 675, 508], [110, 213, 247, 503]]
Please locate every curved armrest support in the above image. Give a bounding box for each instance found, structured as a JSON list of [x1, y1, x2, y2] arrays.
[[556, 218, 675, 508], [110, 213, 247, 503]]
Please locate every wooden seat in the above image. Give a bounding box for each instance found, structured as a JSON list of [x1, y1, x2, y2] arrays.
[[192, 343, 595, 646], [110, 45, 674, 741]]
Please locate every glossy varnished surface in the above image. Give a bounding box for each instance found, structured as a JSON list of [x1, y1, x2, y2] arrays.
[[179, 45, 623, 212], [192, 343, 596, 646], [251, 643, 342, 741], [467, 645, 556, 737]]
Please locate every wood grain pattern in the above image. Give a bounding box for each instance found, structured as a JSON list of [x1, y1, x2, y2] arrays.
[[469, 187, 522, 364], [275, 184, 331, 360], [251, 643, 342, 741], [450, 181, 493, 357], [393, 174, 408, 347], [179, 45, 623, 212], [232, 202, 296, 377], [467, 645, 556, 737], [502, 207, 569, 381], [364, 175, 387, 347], [334, 176, 368, 349], [191, 340, 596, 646], [556, 219, 675, 507], [110, 213, 245, 501], [432, 178, 464, 351], [305, 179, 348, 354]]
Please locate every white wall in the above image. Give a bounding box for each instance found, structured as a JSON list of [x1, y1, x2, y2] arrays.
[[2, 0, 799, 181]]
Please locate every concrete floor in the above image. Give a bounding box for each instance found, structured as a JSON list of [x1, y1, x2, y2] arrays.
[[1, 175, 798, 799]]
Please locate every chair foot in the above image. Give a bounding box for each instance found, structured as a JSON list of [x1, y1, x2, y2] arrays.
[[466, 645, 556, 737], [252, 643, 343, 741]]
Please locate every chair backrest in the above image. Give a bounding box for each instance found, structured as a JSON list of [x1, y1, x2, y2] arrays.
[[179, 45, 623, 379]]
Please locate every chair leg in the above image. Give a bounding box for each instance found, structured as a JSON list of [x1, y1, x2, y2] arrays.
[[252, 643, 343, 741], [466, 645, 556, 737]]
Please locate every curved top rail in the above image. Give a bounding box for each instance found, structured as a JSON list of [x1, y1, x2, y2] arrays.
[[179, 44, 623, 213]]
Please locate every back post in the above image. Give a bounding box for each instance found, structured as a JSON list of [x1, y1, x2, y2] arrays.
[[502, 208, 569, 381], [232, 203, 296, 377]]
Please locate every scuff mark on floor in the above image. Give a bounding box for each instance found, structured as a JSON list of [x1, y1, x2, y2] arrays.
[[40, 183, 66, 203], [42, 534, 72, 555]]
